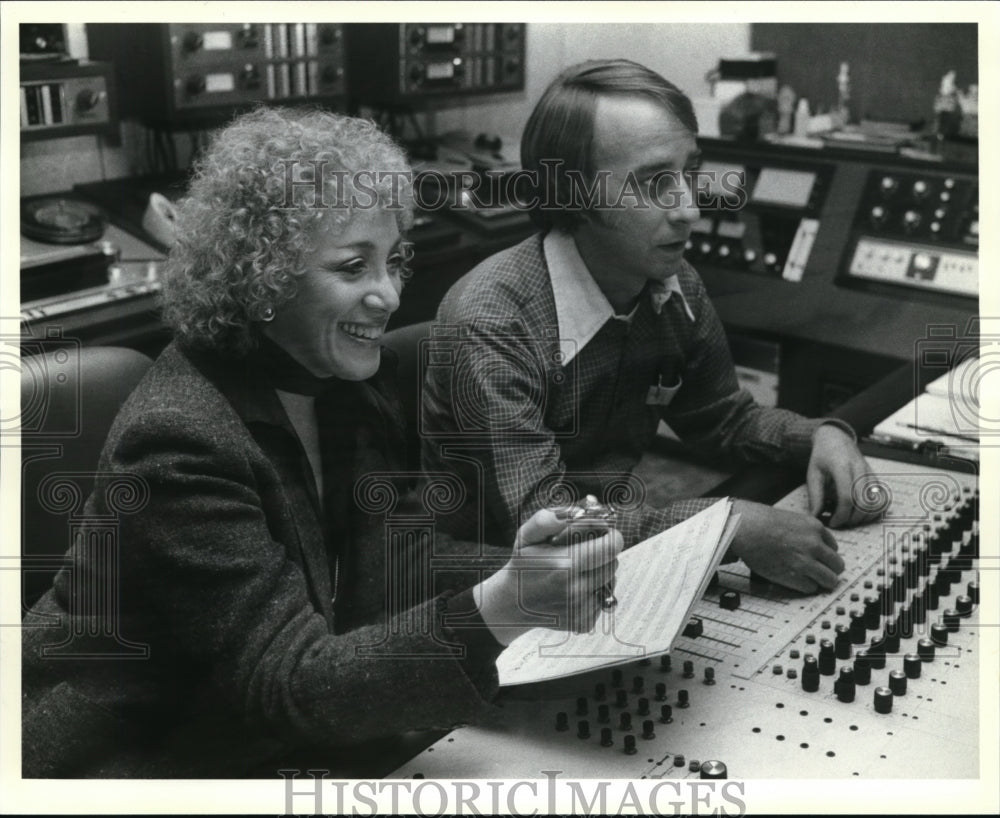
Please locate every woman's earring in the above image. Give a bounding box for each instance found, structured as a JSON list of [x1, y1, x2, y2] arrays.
[[260, 305, 275, 322]]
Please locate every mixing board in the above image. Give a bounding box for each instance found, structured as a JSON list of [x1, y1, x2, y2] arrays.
[[392, 458, 982, 779]]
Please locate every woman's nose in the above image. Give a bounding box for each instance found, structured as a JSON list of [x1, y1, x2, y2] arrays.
[[364, 268, 401, 313]]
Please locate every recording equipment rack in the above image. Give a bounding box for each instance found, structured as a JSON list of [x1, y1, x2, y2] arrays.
[[392, 459, 982, 779]]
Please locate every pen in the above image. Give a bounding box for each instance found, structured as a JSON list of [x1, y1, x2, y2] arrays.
[[901, 423, 979, 444]]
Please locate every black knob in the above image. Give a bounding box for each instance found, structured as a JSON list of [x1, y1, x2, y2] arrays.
[[623, 734, 637, 755], [75, 89, 103, 112], [597, 704, 610, 723], [677, 689, 690, 708], [637, 697, 650, 716], [925, 579, 940, 611], [632, 676, 644, 694], [850, 611, 868, 644], [660, 704, 673, 723], [555, 712, 569, 731], [930, 623, 949, 645], [684, 617, 704, 638], [943, 609, 961, 632], [704, 667, 716, 685], [883, 628, 900, 654], [853, 652, 873, 685], [700, 760, 728, 780], [720, 590, 741, 610], [802, 654, 820, 692], [575, 697, 588, 716], [642, 720, 656, 739], [655, 682, 667, 701], [917, 637, 936, 661], [903, 653, 922, 679], [594, 682, 606, 701], [660, 655, 672, 672], [186, 75, 206, 96], [615, 689, 628, 708], [911, 594, 927, 625], [956, 594, 973, 617], [835, 624, 853, 659], [818, 639, 836, 675], [888, 669, 907, 696], [682, 660, 695, 678], [321, 65, 343, 85], [968, 580, 980, 605], [867, 638, 887, 669], [619, 712, 632, 731], [835, 667, 856, 703], [182, 31, 203, 51], [935, 570, 953, 597], [612, 669, 623, 687], [864, 596, 881, 629], [600, 726, 614, 746], [674, 753, 686, 768], [874, 686, 893, 714], [895, 605, 913, 639], [577, 720, 590, 739]]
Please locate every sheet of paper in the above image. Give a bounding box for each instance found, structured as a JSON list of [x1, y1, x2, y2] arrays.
[[496, 499, 738, 687], [872, 391, 979, 459]]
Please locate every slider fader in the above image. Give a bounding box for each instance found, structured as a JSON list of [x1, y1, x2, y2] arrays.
[[392, 459, 982, 779]]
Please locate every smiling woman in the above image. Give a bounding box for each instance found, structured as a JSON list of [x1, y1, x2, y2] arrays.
[[20, 107, 622, 778]]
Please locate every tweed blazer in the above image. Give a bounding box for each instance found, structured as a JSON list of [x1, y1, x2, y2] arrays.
[[421, 233, 842, 547], [21, 341, 506, 778]]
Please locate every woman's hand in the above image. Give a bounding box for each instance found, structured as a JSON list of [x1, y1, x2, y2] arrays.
[[477, 509, 623, 645]]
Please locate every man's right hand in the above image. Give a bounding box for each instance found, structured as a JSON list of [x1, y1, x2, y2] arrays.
[[729, 500, 845, 594]]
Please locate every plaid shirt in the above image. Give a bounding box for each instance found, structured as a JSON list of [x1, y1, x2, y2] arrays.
[[421, 232, 844, 547]]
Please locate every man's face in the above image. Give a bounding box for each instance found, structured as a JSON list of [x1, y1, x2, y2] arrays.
[[577, 94, 701, 299]]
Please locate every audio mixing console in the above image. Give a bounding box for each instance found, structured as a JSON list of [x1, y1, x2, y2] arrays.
[[392, 458, 983, 779]]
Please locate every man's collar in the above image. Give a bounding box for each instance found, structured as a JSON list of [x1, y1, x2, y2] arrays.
[[544, 230, 695, 365]]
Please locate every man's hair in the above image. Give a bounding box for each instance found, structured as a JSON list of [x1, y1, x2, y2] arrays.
[[520, 59, 698, 232], [160, 106, 413, 356]]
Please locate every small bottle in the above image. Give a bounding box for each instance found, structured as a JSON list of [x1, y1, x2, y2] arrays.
[[794, 97, 811, 137]]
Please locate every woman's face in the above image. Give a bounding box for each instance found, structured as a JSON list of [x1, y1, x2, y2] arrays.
[[263, 208, 407, 380]]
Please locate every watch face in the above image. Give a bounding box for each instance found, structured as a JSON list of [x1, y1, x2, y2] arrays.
[[21, 197, 107, 245]]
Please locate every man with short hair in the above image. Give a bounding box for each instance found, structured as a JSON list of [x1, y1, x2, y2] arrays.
[[421, 59, 877, 594]]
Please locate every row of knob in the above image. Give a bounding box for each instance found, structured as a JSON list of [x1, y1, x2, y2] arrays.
[[878, 175, 958, 201]]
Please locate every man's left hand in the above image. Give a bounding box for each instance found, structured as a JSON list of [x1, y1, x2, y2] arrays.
[[806, 424, 881, 529]]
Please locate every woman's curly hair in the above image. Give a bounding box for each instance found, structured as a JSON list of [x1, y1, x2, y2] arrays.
[[160, 106, 414, 355]]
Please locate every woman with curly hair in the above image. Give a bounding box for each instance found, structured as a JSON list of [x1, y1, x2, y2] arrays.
[[21, 107, 621, 778]]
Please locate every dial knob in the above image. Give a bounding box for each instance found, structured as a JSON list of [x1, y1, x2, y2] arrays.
[[182, 31, 203, 52], [929, 221, 942, 236], [912, 179, 929, 199], [600, 726, 613, 746], [320, 25, 341, 45], [659, 654, 672, 672], [700, 760, 728, 780], [850, 610, 867, 643], [186, 75, 206, 96], [818, 639, 836, 675], [967, 580, 980, 605], [637, 697, 650, 716], [883, 627, 900, 654], [597, 704, 610, 723], [619, 712, 632, 731], [704, 667, 716, 685], [677, 689, 690, 708], [943, 609, 961, 632], [874, 686, 893, 714], [888, 669, 907, 696], [655, 682, 667, 701], [682, 660, 695, 678], [660, 704, 673, 723], [943, 177, 956, 189], [717, 244, 731, 259], [939, 190, 951, 203], [763, 251, 778, 267], [642, 720, 656, 740], [76, 89, 104, 111], [853, 652, 873, 685], [699, 241, 712, 256], [835, 667, 856, 703], [880, 176, 897, 195], [623, 734, 637, 755], [835, 624, 852, 659], [903, 210, 921, 230], [801, 654, 820, 692], [867, 637, 887, 669], [934, 207, 947, 220], [903, 653, 922, 679], [917, 637, 936, 661], [930, 622, 949, 645], [956, 594, 974, 616], [743, 248, 757, 265], [870, 204, 887, 224]]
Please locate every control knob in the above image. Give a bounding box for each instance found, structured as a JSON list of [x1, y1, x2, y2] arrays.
[[903, 210, 921, 231], [76, 89, 105, 112], [879, 176, 898, 195], [869, 205, 887, 227], [874, 686, 893, 714], [912, 179, 929, 199], [186, 75, 207, 96], [700, 760, 728, 779], [182, 31, 203, 52]]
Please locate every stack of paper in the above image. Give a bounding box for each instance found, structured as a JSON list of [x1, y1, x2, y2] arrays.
[[497, 499, 740, 687]]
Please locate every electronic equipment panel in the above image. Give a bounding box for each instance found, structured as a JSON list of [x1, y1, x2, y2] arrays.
[[345, 23, 525, 105], [685, 154, 834, 282], [87, 23, 347, 128], [838, 168, 978, 301], [19, 61, 118, 142], [393, 460, 982, 779]]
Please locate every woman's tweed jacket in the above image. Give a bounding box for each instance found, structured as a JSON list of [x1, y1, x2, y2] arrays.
[[22, 341, 505, 777]]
